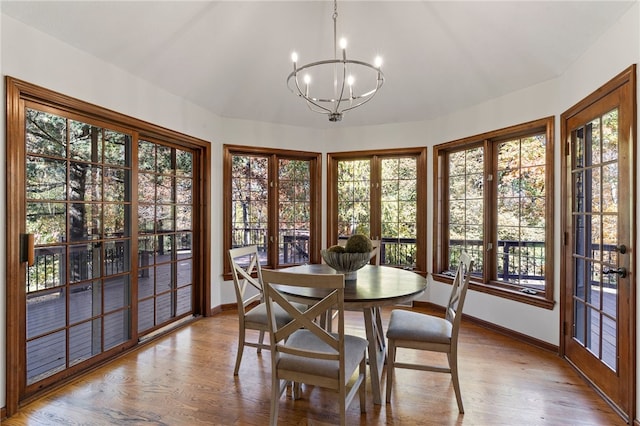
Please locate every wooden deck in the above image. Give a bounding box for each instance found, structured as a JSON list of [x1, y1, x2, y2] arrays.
[[26, 261, 193, 384]]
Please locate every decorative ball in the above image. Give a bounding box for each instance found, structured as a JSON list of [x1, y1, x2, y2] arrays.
[[345, 234, 373, 253], [327, 244, 346, 253]]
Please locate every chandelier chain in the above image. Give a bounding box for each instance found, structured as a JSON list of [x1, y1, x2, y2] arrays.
[[333, 0, 338, 60]]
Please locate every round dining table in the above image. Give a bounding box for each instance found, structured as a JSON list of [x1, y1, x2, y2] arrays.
[[275, 263, 427, 405]]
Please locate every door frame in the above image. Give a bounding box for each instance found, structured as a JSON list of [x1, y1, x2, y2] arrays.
[[559, 65, 636, 421], [5, 77, 212, 416]]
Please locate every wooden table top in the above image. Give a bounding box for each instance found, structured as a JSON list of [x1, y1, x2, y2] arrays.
[[274, 264, 427, 308]]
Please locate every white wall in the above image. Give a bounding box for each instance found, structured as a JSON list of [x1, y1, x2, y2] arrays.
[[2, 2, 639, 418]]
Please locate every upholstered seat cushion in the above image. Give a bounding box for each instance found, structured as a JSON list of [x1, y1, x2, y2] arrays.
[[245, 301, 307, 328], [386, 309, 452, 344], [277, 329, 368, 380]]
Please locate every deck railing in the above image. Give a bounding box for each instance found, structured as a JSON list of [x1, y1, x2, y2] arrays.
[[28, 233, 620, 293]]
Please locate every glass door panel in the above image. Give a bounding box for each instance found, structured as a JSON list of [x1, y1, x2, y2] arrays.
[[25, 107, 132, 386], [137, 140, 194, 336]]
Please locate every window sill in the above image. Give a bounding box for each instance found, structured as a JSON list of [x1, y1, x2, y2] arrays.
[[431, 273, 555, 310]]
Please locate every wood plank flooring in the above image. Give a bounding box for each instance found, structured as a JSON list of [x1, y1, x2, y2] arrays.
[[4, 305, 625, 425]]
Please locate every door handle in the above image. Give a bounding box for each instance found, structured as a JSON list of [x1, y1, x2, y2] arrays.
[[614, 244, 627, 254], [602, 266, 627, 278]]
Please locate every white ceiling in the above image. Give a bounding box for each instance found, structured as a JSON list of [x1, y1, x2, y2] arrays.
[[2, 1, 636, 129]]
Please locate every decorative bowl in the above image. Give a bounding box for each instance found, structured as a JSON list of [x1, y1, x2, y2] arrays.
[[320, 250, 372, 280]]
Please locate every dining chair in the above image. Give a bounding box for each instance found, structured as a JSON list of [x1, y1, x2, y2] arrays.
[[261, 269, 368, 426], [228, 245, 307, 376], [369, 239, 381, 266], [385, 251, 474, 413]]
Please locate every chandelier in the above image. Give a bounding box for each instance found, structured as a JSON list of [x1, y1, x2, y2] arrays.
[[287, 0, 385, 122]]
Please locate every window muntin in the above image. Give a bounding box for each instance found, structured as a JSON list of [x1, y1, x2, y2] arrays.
[[224, 146, 321, 274], [434, 117, 554, 307]]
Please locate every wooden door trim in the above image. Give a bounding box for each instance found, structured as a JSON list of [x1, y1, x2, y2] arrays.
[[559, 64, 636, 421], [4, 76, 212, 416]]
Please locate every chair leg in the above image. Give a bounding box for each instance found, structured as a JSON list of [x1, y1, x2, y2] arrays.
[[339, 385, 346, 426], [385, 339, 396, 403], [234, 328, 245, 376], [270, 378, 283, 426], [257, 330, 265, 354], [359, 357, 367, 413], [292, 381, 302, 400], [374, 307, 385, 352], [450, 350, 464, 414]]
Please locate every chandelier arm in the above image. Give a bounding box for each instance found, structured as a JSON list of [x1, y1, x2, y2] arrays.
[[337, 76, 383, 114], [289, 73, 335, 114], [332, 58, 350, 114]]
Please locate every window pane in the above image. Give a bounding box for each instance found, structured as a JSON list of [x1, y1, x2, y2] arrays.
[[103, 168, 126, 202], [447, 147, 484, 273], [69, 203, 101, 241], [27, 202, 66, 244], [27, 156, 67, 200], [496, 134, 546, 288], [70, 121, 102, 162], [337, 159, 371, 238], [69, 163, 101, 202], [69, 244, 100, 283], [278, 159, 311, 265], [176, 150, 193, 177], [26, 109, 67, 157], [103, 130, 129, 166], [138, 140, 155, 171], [381, 157, 417, 267], [231, 154, 269, 249]]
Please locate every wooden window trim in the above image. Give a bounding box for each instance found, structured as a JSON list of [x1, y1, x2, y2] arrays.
[[222, 144, 322, 280], [432, 117, 555, 309], [327, 147, 428, 275]]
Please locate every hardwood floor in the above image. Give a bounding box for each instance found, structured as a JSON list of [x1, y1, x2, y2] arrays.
[[4, 305, 625, 425]]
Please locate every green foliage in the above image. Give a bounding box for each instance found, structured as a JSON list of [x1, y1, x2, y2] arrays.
[[345, 234, 372, 253]]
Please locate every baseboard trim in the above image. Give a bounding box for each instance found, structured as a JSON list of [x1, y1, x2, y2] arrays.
[[413, 301, 559, 354]]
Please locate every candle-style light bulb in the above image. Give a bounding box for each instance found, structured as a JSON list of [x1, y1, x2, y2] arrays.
[[339, 38, 347, 50], [374, 56, 383, 68], [347, 75, 355, 86], [291, 52, 298, 63], [304, 74, 311, 85]]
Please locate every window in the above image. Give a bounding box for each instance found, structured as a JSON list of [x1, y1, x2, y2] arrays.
[[223, 145, 321, 275], [433, 117, 554, 308], [327, 148, 427, 272]]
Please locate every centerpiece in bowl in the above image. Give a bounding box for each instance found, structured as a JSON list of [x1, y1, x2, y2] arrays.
[[320, 234, 374, 281]]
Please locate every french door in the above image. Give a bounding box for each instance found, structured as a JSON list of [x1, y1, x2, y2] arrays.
[[561, 66, 635, 421], [6, 77, 210, 415]]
